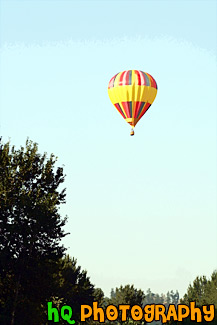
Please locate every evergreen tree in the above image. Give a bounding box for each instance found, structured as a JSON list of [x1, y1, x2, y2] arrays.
[[167, 270, 217, 324]]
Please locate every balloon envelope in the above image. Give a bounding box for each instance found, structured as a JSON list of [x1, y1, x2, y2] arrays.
[[108, 70, 157, 129]]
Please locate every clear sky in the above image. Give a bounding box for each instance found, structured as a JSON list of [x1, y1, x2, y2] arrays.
[[0, 0, 216, 298]]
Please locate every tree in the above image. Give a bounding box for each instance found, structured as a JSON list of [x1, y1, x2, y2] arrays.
[[181, 270, 217, 324], [167, 270, 217, 324], [0, 139, 68, 324], [108, 284, 146, 324], [144, 288, 155, 305], [109, 284, 145, 306], [170, 290, 179, 306], [94, 287, 105, 307], [55, 255, 95, 323]]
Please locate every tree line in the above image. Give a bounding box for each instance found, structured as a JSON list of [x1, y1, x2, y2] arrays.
[[0, 139, 216, 324]]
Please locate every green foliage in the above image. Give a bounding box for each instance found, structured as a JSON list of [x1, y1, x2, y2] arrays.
[[0, 139, 68, 324], [142, 289, 179, 325], [107, 285, 146, 324], [181, 271, 217, 306], [91, 286, 180, 325], [167, 270, 217, 325], [56, 255, 95, 323], [94, 287, 105, 307], [0, 138, 67, 265], [109, 284, 145, 306], [143, 288, 179, 307]]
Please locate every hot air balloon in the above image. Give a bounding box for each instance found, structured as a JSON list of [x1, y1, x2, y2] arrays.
[[108, 70, 158, 135]]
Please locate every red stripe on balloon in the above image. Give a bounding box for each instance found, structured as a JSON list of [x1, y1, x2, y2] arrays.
[[147, 73, 157, 89], [114, 103, 125, 118], [139, 103, 151, 119], [125, 71, 130, 86], [134, 70, 141, 85], [121, 102, 131, 118], [108, 73, 118, 88], [118, 71, 126, 86], [133, 102, 145, 118]]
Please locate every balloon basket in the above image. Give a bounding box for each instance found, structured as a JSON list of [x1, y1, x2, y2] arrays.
[[130, 128, 134, 136]]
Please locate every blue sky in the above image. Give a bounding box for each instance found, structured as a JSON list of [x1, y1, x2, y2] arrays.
[[0, 0, 216, 298]]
